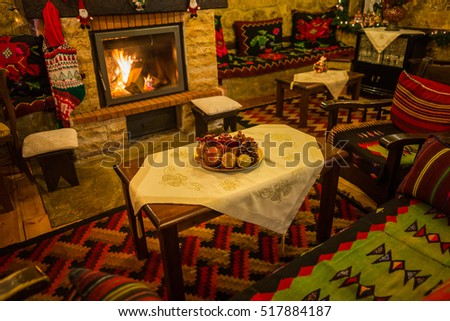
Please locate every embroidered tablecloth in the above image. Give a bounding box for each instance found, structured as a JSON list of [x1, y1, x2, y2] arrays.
[[290, 70, 349, 99], [363, 28, 425, 53], [129, 124, 324, 234]]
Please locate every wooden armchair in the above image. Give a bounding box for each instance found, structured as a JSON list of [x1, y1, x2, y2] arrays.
[[320, 59, 450, 205]]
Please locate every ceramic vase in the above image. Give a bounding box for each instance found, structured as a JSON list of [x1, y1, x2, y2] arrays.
[[383, 6, 407, 31]]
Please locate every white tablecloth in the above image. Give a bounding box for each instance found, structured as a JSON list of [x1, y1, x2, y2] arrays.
[[290, 70, 349, 99], [129, 124, 324, 235], [363, 28, 425, 53]]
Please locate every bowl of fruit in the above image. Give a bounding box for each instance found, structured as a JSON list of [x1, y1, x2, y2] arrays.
[[195, 131, 263, 172]]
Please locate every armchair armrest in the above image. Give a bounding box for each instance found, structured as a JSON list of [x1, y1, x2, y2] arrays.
[[320, 98, 393, 131], [379, 132, 432, 150]]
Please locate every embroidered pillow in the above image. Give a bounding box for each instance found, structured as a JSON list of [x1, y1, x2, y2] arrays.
[[291, 11, 338, 49], [391, 71, 450, 133], [397, 135, 450, 216], [69, 268, 161, 301], [215, 15, 230, 64], [233, 18, 283, 56], [0, 34, 51, 98]]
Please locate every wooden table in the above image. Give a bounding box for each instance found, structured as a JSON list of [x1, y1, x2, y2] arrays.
[[275, 71, 364, 128], [114, 140, 348, 300]]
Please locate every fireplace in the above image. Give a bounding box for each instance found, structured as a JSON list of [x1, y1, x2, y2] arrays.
[[92, 24, 188, 107]]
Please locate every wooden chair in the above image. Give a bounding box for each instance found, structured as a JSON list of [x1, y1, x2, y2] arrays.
[[320, 58, 450, 205]]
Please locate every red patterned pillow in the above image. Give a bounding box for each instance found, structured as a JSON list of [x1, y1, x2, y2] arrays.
[[233, 18, 283, 56], [391, 71, 450, 133], [291, 11, 338, 49], [397, 135, 450, 216], [69, 268, 161, 301]]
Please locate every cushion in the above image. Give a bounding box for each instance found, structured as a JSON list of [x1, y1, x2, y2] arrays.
[[233, 18, 283, 56], [291, 11, 338, 49], [22, 128, 78, 158], [0, 122, 10, 137], [69, 268, 161, 301], [423, 278, 450, 301], [397, 135, 450, 216], [214, 15, 230, 64], [0, 35, 51, 98], [391, 71, 450, 133], [191, 96, 242, 115]]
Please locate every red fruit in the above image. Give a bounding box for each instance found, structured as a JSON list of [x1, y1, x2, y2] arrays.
[[203, 146, 222, 167]]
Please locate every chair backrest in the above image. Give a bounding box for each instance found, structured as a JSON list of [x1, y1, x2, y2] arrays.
[[0, 68, 19, 149], [413, 57, 450, 86]]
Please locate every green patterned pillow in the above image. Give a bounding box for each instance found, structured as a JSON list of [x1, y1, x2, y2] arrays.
[[397, 136, 450, 215], [69, 268, 161, 301], [233, 18, 283, 56]]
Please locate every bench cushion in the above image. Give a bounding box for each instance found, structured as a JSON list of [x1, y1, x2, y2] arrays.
[[22, 128, 78, 158], [191, 96, 242, 116]]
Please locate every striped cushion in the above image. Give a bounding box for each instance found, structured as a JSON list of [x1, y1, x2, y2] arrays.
[[69, 268, 161, 301], [391, 71, 450, 133], [397, 136, 450, 215]]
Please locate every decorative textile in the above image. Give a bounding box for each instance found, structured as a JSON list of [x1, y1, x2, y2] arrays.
[[214, 15, 230, 64], [0, 184, 365, 301], [390, 71, 450, 133], [234, 197, 450, 301], [363, 28, 425, 53], [0, 34, 52, 100], [328, 120, 418, 181], [233, 18, 283, 56], [69, 268, 161, 301], [290, 70, 349, 99], [43, 0, 65, 48], [130, 124, 324, 235], [218, 46, 354, 80], [291, 11, 338, 49], [423, 278, 450, 301], [397, 136, 450, 216], [44, 42, 85, 127]]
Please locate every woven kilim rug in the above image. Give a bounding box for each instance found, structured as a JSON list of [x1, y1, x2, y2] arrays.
[[237, 94, 388, 138], [0, 183, 365, 301]]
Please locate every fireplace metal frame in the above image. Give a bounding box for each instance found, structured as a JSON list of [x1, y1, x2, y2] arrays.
[[92, 24, 187, 106]]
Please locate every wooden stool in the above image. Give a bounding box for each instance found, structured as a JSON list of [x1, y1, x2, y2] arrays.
[[22, 128, 79, 192], [191, 96, 242, 137]]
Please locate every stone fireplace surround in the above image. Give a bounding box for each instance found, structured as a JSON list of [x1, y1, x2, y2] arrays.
[[55, 11, 221, 158]]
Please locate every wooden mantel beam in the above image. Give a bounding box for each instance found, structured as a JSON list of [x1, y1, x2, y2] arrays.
[[19, 0, 228, 19]]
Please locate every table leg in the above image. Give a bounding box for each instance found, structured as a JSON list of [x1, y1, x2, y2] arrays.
[[276, 82, 285, 117], [299, 88, 309, 128], [316, 160, 341, 243], [158, 225, 186, 300]]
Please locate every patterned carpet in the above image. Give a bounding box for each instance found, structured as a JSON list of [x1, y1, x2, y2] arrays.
[[0, 183, 365, 301], [237, 93, 386, 138]]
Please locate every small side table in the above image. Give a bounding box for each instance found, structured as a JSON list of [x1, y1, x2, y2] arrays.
[[275, 71, 364, 128]]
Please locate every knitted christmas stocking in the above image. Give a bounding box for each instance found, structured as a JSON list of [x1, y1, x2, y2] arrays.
[[44, 42, 85, 127]]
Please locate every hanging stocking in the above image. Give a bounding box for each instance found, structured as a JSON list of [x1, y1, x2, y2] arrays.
[[43, 0, 85, 127]]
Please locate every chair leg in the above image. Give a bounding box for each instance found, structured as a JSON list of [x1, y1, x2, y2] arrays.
[[0, 173, 13, 213]]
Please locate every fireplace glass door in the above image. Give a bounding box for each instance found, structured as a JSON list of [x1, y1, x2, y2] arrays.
[[94, 25, 187, 106]]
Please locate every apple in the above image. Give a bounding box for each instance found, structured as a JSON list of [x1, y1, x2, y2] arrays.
[[203, 146, 222, 167]]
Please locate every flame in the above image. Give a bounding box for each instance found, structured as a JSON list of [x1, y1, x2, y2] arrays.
[[111, 49, 133, 86]]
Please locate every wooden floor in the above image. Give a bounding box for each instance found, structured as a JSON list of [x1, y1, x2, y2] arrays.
[[0, 166, 53, 249]]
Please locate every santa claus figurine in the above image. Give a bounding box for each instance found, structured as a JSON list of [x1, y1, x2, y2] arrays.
[[77, 0, 93, 29], [187, 0, 200, 18]]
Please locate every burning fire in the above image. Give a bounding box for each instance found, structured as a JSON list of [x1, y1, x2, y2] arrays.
[[111, 49, 134, 87]]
